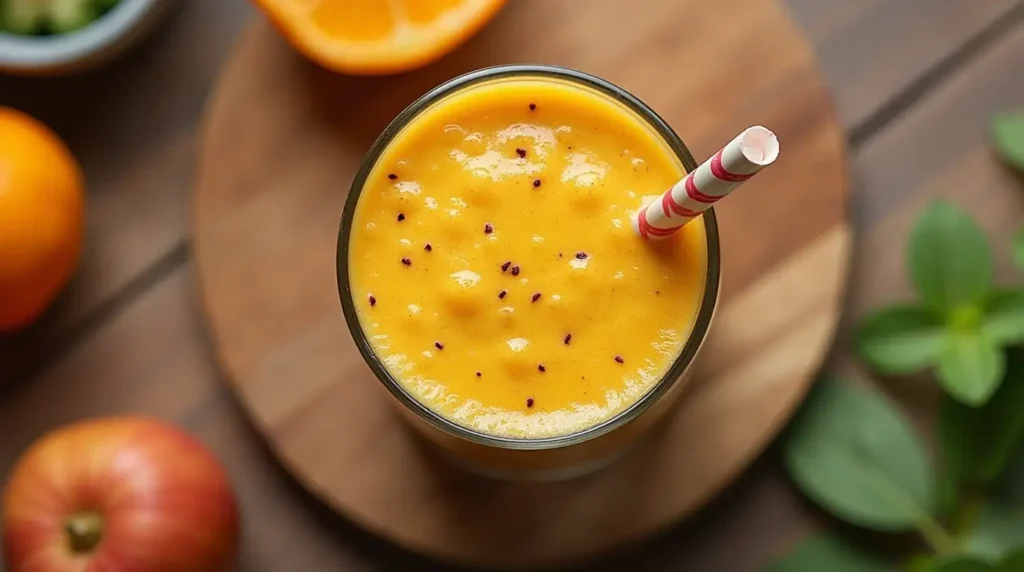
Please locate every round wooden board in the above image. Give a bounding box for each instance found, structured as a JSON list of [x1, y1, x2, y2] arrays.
[[193, 1, 849, 568]]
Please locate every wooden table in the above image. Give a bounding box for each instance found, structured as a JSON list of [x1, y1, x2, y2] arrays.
[[2, 1, 1023, 569]]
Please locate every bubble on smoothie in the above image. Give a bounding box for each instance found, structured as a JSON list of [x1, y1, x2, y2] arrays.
[[451, 148, 542, 180], [408, 377, 446, 402], [460, 131, 487, 155], [562, 152, 608, 187], [500, 337, 540, 377], [507, 337, 529, 352], [449, 270, 481, 287], [396, 181, 421, 195], [382, 353, 413, 376], [494, 304, 518, 330], [496, 123, 557, 154], [439, 270, 485, 316]]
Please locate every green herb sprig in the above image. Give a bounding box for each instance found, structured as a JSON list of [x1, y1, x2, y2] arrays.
[[768, 112, 1024, 571]]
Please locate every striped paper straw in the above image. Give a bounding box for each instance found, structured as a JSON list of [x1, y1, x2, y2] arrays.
[[633, 126, 779, 240]]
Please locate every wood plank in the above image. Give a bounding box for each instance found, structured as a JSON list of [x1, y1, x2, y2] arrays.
[[0, 0, 252, 382], [784, 0, 1022, 128], [850, 21, 1024, 309]]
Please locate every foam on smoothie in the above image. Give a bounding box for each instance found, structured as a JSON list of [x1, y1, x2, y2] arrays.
[[349, 77, 707, 439]]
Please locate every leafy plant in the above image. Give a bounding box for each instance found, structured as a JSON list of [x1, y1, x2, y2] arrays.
[[856, 202, 1023, 406], [766, 535, 890, 572], [784, 379, 938, 535], [769, 193, 1024, 570], [992, 112, 1024, 172], [938, 351, 1024, 516]]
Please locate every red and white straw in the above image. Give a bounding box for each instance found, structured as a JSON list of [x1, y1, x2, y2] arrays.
[[633, 126, 779, 240]]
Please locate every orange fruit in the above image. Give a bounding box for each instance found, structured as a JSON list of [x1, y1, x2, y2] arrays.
[[254, 0, 507, 75], [0, 108, 85, 332]]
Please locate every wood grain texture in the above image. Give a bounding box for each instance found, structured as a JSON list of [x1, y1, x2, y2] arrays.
[[192, 0, 848, 566], [786, 0, 1022, 128]]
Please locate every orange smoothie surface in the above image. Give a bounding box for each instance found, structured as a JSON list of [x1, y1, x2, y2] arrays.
[[348, 76, 708, 439]]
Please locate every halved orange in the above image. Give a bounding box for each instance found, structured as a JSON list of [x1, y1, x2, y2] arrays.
[[255, 0, 508, 75]]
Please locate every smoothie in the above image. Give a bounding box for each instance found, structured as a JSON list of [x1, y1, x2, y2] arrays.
[[347, 75, 708, 440]]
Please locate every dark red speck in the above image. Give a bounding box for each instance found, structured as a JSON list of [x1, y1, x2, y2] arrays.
[[614, 355, 624, 364], [484, 223, 494, 234], [424, 243, 432, 251], [401, 257, 412, 266], [511, 265, 520, 276], [529, 103, 536, 111], [515, 148, 527, 158], [526, 398, 535, 408], [564, 333, 571, 345], [435, 341, 444, 350], [531, 292, 541, 303], [498, 290, 507, 299], [388, 173, 398, 180], [368, 295, 376, 306], [533, 179, 541, 188], [537, 364, 546, 373], [575, 252, 588, 260], [501, 261, 511, 272], [397, 213, 405, 222], [476, 371, 482, 377]]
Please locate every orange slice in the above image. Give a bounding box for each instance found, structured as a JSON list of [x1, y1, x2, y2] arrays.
[[255, 0, 508, 75]]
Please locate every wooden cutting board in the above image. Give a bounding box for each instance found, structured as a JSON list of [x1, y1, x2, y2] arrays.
[[193, 1, 849, 567]]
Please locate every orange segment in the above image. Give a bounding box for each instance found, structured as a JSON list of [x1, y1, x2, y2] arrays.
[[255, 0, 507, 75]]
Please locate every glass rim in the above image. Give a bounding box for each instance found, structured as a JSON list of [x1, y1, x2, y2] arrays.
[[336, 64, 721, 451]]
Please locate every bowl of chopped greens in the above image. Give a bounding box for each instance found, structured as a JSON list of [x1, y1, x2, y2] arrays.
[[0, 0, 174, 75]]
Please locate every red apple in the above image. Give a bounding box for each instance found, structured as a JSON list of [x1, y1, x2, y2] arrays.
[[3, 417, 240, 572]]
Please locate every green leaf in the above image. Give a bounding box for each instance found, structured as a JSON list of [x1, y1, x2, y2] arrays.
[[766, 535, 891, 572], [995, 446, 1024, 505], [938, 350, 1024, 505], [932, 557, 996, 572], [856, 305, 946, 374], [981, 290, 1024, 346], [937, 331, 1005, 407], [964, 504, 1024, 564], [997, 551, 1024, 572], [784, 379, 935, 531], [1014, 229, 1024, 271], [992, 112, 1024, 172], [909, 201, 993, 314], [907, 555, 935, 572]]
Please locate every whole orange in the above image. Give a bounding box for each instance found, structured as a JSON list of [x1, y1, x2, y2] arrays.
[[0, 107, 85, 332]]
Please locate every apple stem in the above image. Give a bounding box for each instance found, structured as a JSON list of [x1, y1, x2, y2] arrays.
[[65, 512, 104, 554]]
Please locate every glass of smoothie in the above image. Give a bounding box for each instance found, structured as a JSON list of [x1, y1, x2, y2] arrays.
[[337, 65, 720, 480]]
